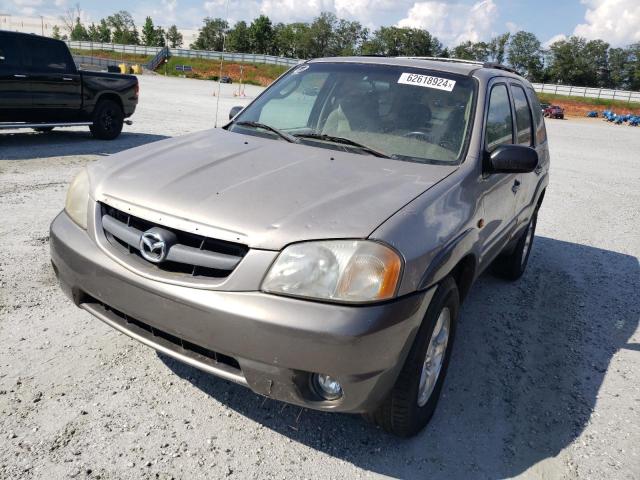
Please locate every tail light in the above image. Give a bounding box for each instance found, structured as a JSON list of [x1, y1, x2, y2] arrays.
[[134, 83, 139, 98]]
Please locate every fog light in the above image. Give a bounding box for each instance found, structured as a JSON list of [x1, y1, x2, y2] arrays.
[[313, 373, 343, 400]]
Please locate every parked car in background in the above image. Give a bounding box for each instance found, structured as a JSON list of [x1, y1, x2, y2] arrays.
[[220, 76, 233, 84], [51, 57, 549, 437], [0, 30, 138, 139], [544, 104, 564, 119]]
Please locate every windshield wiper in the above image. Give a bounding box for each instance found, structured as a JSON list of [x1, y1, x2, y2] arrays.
[[234, 121, 298, 143], [294, 133, 392, 158]]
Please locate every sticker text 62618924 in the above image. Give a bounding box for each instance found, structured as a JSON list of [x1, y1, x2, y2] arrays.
[[397, 72, 456, 92]]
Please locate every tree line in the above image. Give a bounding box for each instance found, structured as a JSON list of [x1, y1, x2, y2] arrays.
[[56, 8, 640, 90]]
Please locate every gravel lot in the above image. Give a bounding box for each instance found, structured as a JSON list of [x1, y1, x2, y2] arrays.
[[1, 74, 638, 480]]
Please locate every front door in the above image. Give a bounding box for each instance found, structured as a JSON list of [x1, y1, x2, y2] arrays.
[[477, 79, 519, 269]]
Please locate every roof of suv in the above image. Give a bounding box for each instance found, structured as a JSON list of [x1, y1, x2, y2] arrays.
[[308, 56, 523, 80]]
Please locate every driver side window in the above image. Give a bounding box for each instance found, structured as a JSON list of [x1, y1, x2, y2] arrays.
[[485, 84, 513, 153]]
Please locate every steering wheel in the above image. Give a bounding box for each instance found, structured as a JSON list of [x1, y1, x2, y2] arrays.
[[403, 131, 430, 141]]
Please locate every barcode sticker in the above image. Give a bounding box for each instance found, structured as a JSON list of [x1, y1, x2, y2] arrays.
[[398, 73, 456, 92]]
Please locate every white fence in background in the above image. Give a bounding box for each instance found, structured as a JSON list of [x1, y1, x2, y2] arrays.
[[65, 41, 302, 67], [532, 83, 640, 103]]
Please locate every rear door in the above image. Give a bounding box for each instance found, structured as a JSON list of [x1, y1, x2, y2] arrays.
[[477, 79, 519, 268], [0, 32, 32, 120], [24, 36, 81, 121], [509, 81, 537, 222]]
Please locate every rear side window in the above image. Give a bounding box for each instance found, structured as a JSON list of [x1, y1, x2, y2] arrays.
[[511, 84, 533, 146], [526, 87, 547, 145], [25, 38, 73, 72], [485, 84, 513, 152], [0, 34, 24, 69]]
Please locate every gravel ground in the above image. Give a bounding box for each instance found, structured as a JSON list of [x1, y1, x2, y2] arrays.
[[1, 75, 638, 480]]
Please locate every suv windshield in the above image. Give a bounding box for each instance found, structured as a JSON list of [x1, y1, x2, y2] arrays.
[[228, 62, 476, 165]]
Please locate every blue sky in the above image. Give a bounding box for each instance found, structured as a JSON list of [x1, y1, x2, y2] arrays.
[[1, 0, 639, 47]]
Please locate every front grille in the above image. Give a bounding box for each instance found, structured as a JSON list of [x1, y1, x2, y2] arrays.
[[100, 203, 248, 279], [86, 296, 242, 373]]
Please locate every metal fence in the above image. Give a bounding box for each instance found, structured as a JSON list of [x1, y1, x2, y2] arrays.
[[532, 83, 640, 103], [66, 41, 302, 67]]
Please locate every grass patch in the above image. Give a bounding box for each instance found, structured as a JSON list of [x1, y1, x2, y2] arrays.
[[70, 48, 152, 64], [538, 92, 640, 111], [162, 56, 288, 86]]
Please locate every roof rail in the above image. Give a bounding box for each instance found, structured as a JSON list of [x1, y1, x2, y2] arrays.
[[397, 56, 484, 66], [483, 62, 520, 75]]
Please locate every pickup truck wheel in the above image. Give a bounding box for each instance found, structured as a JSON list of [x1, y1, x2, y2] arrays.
[[90, 99, 124, 140], [493, 213, 537, 281], [33, 127, 54, 133], [364, 277, 459, 437]]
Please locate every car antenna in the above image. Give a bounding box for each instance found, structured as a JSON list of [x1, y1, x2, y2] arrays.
[[214, 0, 231, 128]]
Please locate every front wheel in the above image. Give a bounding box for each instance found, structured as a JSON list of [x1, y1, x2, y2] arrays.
[[364, 277, 459, 437], [90, 99, 124, 140]]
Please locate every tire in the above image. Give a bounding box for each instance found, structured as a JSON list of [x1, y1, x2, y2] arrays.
[[90, 99, 124, 140], [493, 212, 537, 281], [33, 127, 54, 133], [364, 277, 459, 437]]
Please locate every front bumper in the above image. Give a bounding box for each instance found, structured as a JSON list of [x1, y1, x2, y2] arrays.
[[50, 211, 435, 413]]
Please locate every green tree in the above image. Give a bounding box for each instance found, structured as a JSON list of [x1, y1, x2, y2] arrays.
[[141, 16, 156, 46], [362, 27, 442, 57], [508, 31, 543, 79], [70, 17, 89, 41], [191, 17, 228, 51], [304, 12, 336, 58], [227, 21, 251, 52], [52, 25, 63, 40], [547, 36, 610, 87], [331, 19, 368, 56], [626, 43, 640, 90], [488, 33, 510, 63], [452, 40, 490, 61], [249, 15, 274, 54], [95, 19, 111, 42], [107, 10, 139, 45], [167, 25, 183, 48]]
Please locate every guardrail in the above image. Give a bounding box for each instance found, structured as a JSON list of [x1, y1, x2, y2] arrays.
[[532, 83, 640, 103], [66, 41, 302, 67]]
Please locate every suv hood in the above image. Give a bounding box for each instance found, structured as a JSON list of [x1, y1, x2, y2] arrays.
[[91, 129, 456, 250]]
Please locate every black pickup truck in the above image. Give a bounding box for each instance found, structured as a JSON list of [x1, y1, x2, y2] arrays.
[[0, 31, 138, 139]]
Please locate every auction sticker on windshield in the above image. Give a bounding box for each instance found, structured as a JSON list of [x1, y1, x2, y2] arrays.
[[398, 73, 456, 92]]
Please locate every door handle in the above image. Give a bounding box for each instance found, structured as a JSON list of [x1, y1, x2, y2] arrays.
[[512, 180, 521, 194], [62, 77, 73, 81], [13, 74, 27, 78]]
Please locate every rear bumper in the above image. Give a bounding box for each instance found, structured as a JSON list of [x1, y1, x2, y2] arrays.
[[50, 211, 435, 413]]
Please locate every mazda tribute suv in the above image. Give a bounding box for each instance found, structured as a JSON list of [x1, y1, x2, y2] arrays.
[[50, 57, 549, 437]]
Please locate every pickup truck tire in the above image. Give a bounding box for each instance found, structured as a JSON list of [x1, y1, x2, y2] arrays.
[[90, 99, 124, 140], [493, 212, 537, 281], [364, 277, 459, 437], [33, 127, 54, 133]]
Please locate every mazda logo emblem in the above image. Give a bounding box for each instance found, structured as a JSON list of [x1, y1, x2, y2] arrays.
[[139, 231, 167, 263]]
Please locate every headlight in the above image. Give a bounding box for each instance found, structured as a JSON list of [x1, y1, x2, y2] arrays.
[[64, 168, 90, 229], [262, 240, 402, 303]]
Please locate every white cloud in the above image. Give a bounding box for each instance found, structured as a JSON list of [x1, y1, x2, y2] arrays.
[[543, 33, 567, 48], [397, 0, 497, 46], [573, 0, 640, 46], [505, 21, 520, 34]]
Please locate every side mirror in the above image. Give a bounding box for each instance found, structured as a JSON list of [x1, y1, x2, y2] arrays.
[[229, 105, 243, 120], [485, 144, 538, 174]]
